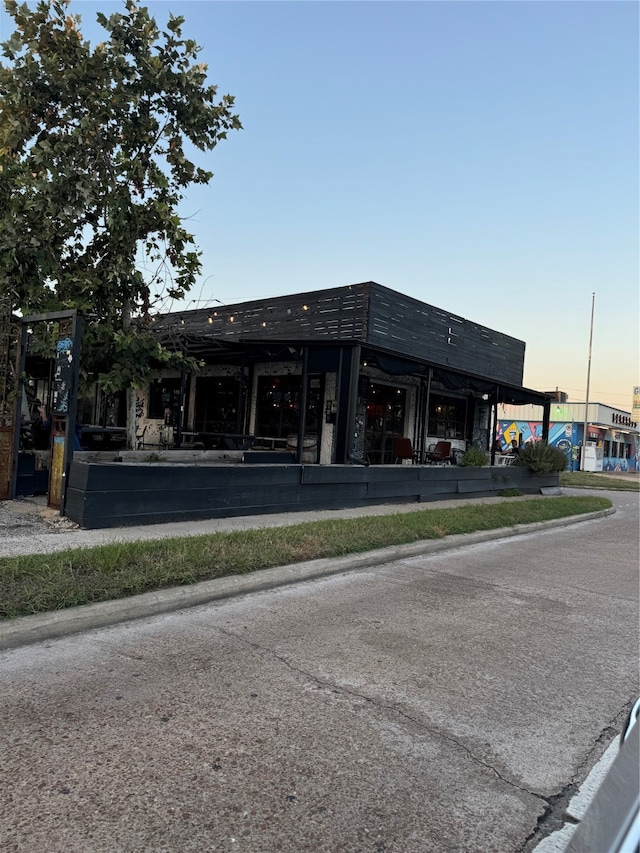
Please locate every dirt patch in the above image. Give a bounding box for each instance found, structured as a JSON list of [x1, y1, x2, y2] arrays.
[[0, 497, 79, 537]]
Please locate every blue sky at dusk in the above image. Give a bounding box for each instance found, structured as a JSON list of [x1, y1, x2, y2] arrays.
[[1, 0, 638, 410]]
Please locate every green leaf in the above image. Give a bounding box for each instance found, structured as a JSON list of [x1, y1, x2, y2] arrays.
[[0, 0, 240, 411]]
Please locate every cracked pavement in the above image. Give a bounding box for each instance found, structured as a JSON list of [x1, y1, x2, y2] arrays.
[[1, 488, 638, 852]]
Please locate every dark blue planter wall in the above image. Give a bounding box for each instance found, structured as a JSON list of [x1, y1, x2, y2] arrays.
[[65, 462, 559, 529]]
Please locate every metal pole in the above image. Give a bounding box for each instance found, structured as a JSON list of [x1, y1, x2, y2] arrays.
[[581, 293, 595, 471]]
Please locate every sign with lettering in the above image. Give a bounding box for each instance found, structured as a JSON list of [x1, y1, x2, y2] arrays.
[[52, 337, 73, 415], [611, 412, 637, 428]]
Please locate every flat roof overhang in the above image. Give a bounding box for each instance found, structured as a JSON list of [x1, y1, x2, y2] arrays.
[[154, 331, 551, 409]]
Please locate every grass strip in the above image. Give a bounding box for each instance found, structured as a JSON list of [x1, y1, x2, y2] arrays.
[[559, 471, 639, 491], [0, 496, 611, 621]]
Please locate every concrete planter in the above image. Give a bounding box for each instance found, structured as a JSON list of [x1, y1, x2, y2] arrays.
[[65, 460, 559, 529]]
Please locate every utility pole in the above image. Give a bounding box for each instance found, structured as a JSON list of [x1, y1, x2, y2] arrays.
[[581, 292, 595, 471]]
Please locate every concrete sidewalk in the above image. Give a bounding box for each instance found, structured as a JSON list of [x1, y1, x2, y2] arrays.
[[0, 491, 615, 651], [0, 491, 562, 557]]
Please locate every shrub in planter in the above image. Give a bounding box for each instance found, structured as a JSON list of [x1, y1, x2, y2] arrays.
[[516, 441, 567, 474], [459, 446, 489, 467]]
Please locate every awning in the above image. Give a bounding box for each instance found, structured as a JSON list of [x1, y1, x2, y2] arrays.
[[433, 368, 551, 407]]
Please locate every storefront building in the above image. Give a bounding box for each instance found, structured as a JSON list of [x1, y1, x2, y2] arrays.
[[138, 282, 552, 463], [498, 402, 639, 472], [10, 284, 561, 520]]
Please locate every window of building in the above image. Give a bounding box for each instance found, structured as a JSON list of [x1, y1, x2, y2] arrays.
[[255, 375, 322, 439], [427, 394, 467, 440], [603, 440, 610, 457], [625, 443, 632, 459], [364, 382, 407, 464], [195, 376, 245, 434], [148, 378, 182, 423], [611, 442, 618, 458]]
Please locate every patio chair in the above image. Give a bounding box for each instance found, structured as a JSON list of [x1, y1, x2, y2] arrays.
[[424, 441, 452, 465], [159, 424, 175, 449], [393, 437, 419, 464], [135, 425, 148, 449]]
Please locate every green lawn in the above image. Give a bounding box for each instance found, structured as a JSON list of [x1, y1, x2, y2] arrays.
[[560, 471, 639, 491], [0, 495, 611, 620]]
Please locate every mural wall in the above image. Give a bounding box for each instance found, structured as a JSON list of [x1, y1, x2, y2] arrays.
[[497, 420, 638, 473]]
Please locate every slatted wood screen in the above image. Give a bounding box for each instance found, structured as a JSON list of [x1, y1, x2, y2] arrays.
[[152, 281, 525, 386]]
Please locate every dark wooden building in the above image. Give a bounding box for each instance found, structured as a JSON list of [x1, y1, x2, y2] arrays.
[[143, 282, 551, 465]]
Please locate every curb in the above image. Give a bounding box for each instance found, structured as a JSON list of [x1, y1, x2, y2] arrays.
[[0, 508, 615, 651]]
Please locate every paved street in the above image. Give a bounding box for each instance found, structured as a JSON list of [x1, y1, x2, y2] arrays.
[[1, 488, 638, 853]]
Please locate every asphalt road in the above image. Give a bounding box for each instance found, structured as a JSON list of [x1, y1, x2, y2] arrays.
[[1, 488, 638, 853]]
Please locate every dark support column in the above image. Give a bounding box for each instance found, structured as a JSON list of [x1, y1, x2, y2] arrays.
[[541, 400, 551, 443], [421, 367, 432, 463], [490, 386, 499, 465], [334, 344, 360, 464], [10, 323, 29, 499], [236, 363, 246, 434], [246, 362, 255, 433], [174, 364, 187, 449], [296, 347, 308, 464], [61, 312, 82, 516], [413, 379, 423, 459]]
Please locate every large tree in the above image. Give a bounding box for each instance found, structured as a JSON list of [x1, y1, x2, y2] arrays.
[[0, 0, 240, 442]]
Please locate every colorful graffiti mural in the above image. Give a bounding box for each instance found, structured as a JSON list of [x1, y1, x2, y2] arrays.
[[497, 420, 638, 473]]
